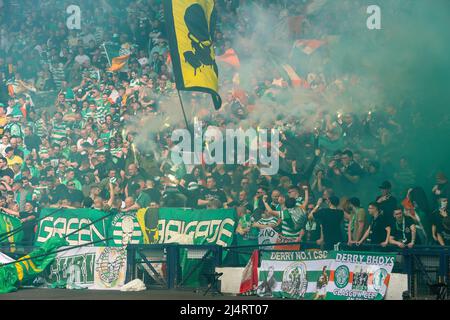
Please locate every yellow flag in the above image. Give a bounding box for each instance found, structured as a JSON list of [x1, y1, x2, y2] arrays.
[[163, 0, 222, 110]]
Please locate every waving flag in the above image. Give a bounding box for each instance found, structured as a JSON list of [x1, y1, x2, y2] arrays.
[[163, 0, 222, 110], [217, 48, 240, 69], [239, 250, 259, 295], [281, 64, 303, 87], [104, 43, 132, 72], [293, 39, 327, 55], [6, 79, 37, 97], [0, 237, 68, 294]]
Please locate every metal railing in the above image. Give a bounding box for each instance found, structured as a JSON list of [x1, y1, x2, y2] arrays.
[[125, 244, 222, 290], [220, 242, 450, 299], [2, 242, 448, 299]]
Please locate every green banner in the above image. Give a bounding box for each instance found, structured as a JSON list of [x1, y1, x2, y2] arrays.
[[157, 208, 236, 246], [258, 250, 396, 300], [35, 209, 144, 247], [158, 208, 237, 288], [35, 208, 236, 249], [34, 208, 237, 288], [35, 208, 110, 246], [0, 212, 24, 245]]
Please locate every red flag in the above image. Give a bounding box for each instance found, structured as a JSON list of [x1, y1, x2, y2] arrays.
[[217, 48, 241, 69], [239, 250, 259, 295], [293, 39, 326, 55], [281, 64, 303, 87]]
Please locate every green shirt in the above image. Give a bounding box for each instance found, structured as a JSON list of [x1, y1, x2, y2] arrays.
[[280, 209, 301, 239], [51, 120, 67, 142]]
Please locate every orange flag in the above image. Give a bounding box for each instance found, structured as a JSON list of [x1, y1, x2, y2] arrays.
[[217, 48, 241, 69]]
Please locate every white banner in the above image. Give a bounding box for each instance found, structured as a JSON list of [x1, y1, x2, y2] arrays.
[[44, 247, 127, 290]]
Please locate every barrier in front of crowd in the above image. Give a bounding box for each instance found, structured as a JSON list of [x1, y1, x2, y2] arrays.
[[125, 243, 222, 290], [221, 242, 450, 300], [1, 241, 448, 298]]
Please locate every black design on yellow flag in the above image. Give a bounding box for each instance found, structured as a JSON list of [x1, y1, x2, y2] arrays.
[[163, 0, 222, 110]]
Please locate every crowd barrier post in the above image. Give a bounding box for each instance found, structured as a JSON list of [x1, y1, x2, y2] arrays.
[[166, 244, 179, 290], [126, 244, 137, 283]]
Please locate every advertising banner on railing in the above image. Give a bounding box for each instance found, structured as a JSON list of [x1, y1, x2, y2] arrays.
[[43, 246, 127, 290], [257, 250, 395, 300]]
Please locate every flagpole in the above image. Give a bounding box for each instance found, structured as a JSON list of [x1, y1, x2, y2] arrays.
[[102, 43, 112, 68], [177, 90, 191, 132]]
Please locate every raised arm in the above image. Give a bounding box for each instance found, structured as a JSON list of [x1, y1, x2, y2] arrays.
[[107, 182, 115, 208], [262, 196, 281, 218], [300, 187, 309, 210]]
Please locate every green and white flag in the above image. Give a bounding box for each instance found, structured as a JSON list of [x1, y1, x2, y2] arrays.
[[35, 208, 109, 246], [108, 212, 143, 247], [257, 250, 395, 300], [35, 209, 143, 247], [157, 208, 236, 247], [327, 251, 395, 300], [0, 237, 68, 294], [43, 246, 127, 290], [258, 250, 332, 300]]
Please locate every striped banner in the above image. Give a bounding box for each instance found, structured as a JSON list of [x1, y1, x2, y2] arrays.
[[257, 250, 395, 300], [109, 212, 143, 246], [258, 250, 332, 300]]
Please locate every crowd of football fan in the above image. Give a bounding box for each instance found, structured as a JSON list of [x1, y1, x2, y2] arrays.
[[0, 0, 448, 249]]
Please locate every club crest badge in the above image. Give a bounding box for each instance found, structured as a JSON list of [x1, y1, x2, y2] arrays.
[[334, 265, 350, 289], [281, 262, 308, 298]]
